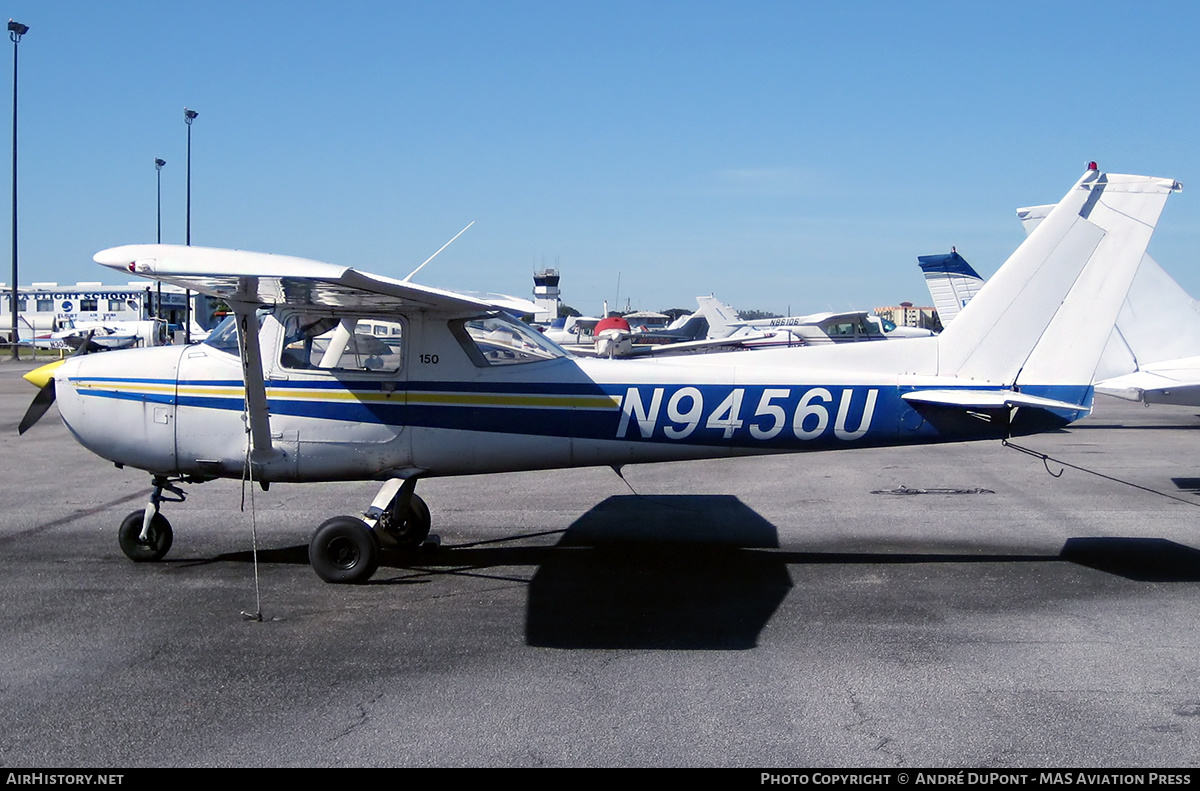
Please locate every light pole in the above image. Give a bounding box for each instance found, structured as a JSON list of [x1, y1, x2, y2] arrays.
[[8, 19, 27, 360], [183, 107, 197, 343], [155, 157, 165, 321]]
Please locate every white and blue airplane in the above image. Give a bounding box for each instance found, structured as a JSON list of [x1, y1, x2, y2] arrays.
[[696, 297, 934, 348], [18, 166, 1181, 583]]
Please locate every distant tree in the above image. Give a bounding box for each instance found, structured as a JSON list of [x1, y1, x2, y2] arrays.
[[558, 304, 581, 318], [737, 309, 783, 321], [661, 307, 692, 321]]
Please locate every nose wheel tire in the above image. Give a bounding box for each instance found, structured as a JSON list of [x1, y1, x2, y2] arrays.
[[310, 516, 380, 584], [118, 510, 174, 562]]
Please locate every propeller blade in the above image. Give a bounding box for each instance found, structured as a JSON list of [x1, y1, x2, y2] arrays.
[[18, 379, 56, 435], [18, 330, 101, 434]]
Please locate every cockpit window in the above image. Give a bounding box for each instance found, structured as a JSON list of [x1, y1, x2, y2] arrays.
[[203, 313, 267, 354], [280, 314, 403, 373], [452, 313, 568, 367]]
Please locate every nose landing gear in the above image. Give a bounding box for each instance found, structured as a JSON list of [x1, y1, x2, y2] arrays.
[[117, 476, 186, 562], [117, 510, 173, 562]]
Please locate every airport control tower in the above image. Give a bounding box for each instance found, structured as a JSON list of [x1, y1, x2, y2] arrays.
[[533, 268, 560, 322]]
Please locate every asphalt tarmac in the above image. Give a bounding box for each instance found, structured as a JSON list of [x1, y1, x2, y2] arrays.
[[1, 356, 1199, 768]]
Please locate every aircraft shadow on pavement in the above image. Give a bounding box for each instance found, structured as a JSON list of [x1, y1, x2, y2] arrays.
[[213, 532, 1200, 588], [523, 495, 791, 651], [1058, 537, 1200, 582], [205, 494, 794, 650], [206, 515, 1200, 644], [1171, 477, 1200, 494]]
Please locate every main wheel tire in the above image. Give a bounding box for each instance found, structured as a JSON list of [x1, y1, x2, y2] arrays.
[[390, 493, 432, 549], [118, 510, 174, 562], [309, 516, 380, 584]]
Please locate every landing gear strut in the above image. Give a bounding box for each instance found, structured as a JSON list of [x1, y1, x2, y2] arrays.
[[308, 476, 432, 584], [118, 476, 185, 562]]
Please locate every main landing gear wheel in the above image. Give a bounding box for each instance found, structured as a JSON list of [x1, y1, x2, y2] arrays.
[[389, 493, 431, 549], [118, 510, 174, 562], [309, 516, 380, 584]]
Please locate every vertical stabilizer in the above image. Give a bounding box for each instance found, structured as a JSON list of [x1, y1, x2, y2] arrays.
[[695, 295, 742, 339], [936, 168, 1180, 387], [919, 250, 984, 325]]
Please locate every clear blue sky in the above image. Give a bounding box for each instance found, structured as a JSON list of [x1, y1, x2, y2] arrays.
[[3, 0, 1199, 315]]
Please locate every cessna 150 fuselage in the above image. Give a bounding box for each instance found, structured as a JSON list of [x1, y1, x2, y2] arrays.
[[20, 166, 1182, 583]]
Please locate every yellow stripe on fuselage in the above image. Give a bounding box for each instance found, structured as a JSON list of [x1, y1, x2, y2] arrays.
[[405, 392, 620, 409], [74, 380, 176, 396], [171, 384, 622, 410]]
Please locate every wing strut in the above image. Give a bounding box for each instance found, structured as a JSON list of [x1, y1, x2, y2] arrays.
[[230, 284, 282, 466]]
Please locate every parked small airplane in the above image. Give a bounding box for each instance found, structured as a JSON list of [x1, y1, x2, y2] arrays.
[[588, 313, 717, 357], [697, 297, 933, 347], [48, 318, 170, 351], [18, 166, 1181, 584], [545, 311, 719, 358], [540, 315, 601, 348]]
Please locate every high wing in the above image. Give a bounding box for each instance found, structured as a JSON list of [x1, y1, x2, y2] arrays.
[[93, 244, 538, 316]]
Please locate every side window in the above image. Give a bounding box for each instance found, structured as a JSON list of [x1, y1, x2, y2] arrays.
[[281, 315, 403, 373]]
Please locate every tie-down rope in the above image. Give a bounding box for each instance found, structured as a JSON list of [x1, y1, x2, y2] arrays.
[[1003, 439, 1200, 508]]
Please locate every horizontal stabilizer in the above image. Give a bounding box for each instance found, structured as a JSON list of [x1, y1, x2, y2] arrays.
[[902, 389, 1088, 412], [1094, 356, 1200, 405]]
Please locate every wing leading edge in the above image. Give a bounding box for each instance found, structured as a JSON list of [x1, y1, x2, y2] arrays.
[[93, 244, 537, 315]]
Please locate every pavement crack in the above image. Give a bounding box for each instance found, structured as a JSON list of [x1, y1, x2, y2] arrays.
[[845, 684, 905, 766], [327, 691, 384, 744]]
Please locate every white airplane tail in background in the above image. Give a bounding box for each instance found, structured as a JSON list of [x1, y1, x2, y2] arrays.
[[934, 167, 1181, 389], [695, 295, 741, 339]]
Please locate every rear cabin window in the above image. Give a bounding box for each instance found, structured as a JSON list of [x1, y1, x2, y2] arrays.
[[281, 315, 403, 374]]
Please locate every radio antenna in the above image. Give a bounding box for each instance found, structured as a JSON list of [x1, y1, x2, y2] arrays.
[[404, 220, 475, 282]]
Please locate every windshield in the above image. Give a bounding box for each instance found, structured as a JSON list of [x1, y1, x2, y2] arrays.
[[203, 315, 240, 354], [454, 313, 569, 366], [204, 312, 270, 354]]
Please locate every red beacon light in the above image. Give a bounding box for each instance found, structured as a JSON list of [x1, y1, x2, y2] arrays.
[[1087, 161, 1099, 171]]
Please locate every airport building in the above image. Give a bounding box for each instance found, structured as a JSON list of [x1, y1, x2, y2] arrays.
[[0, 281, 195, 343], [873, 301, 940, 332], [532, 268, 561, 322]]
